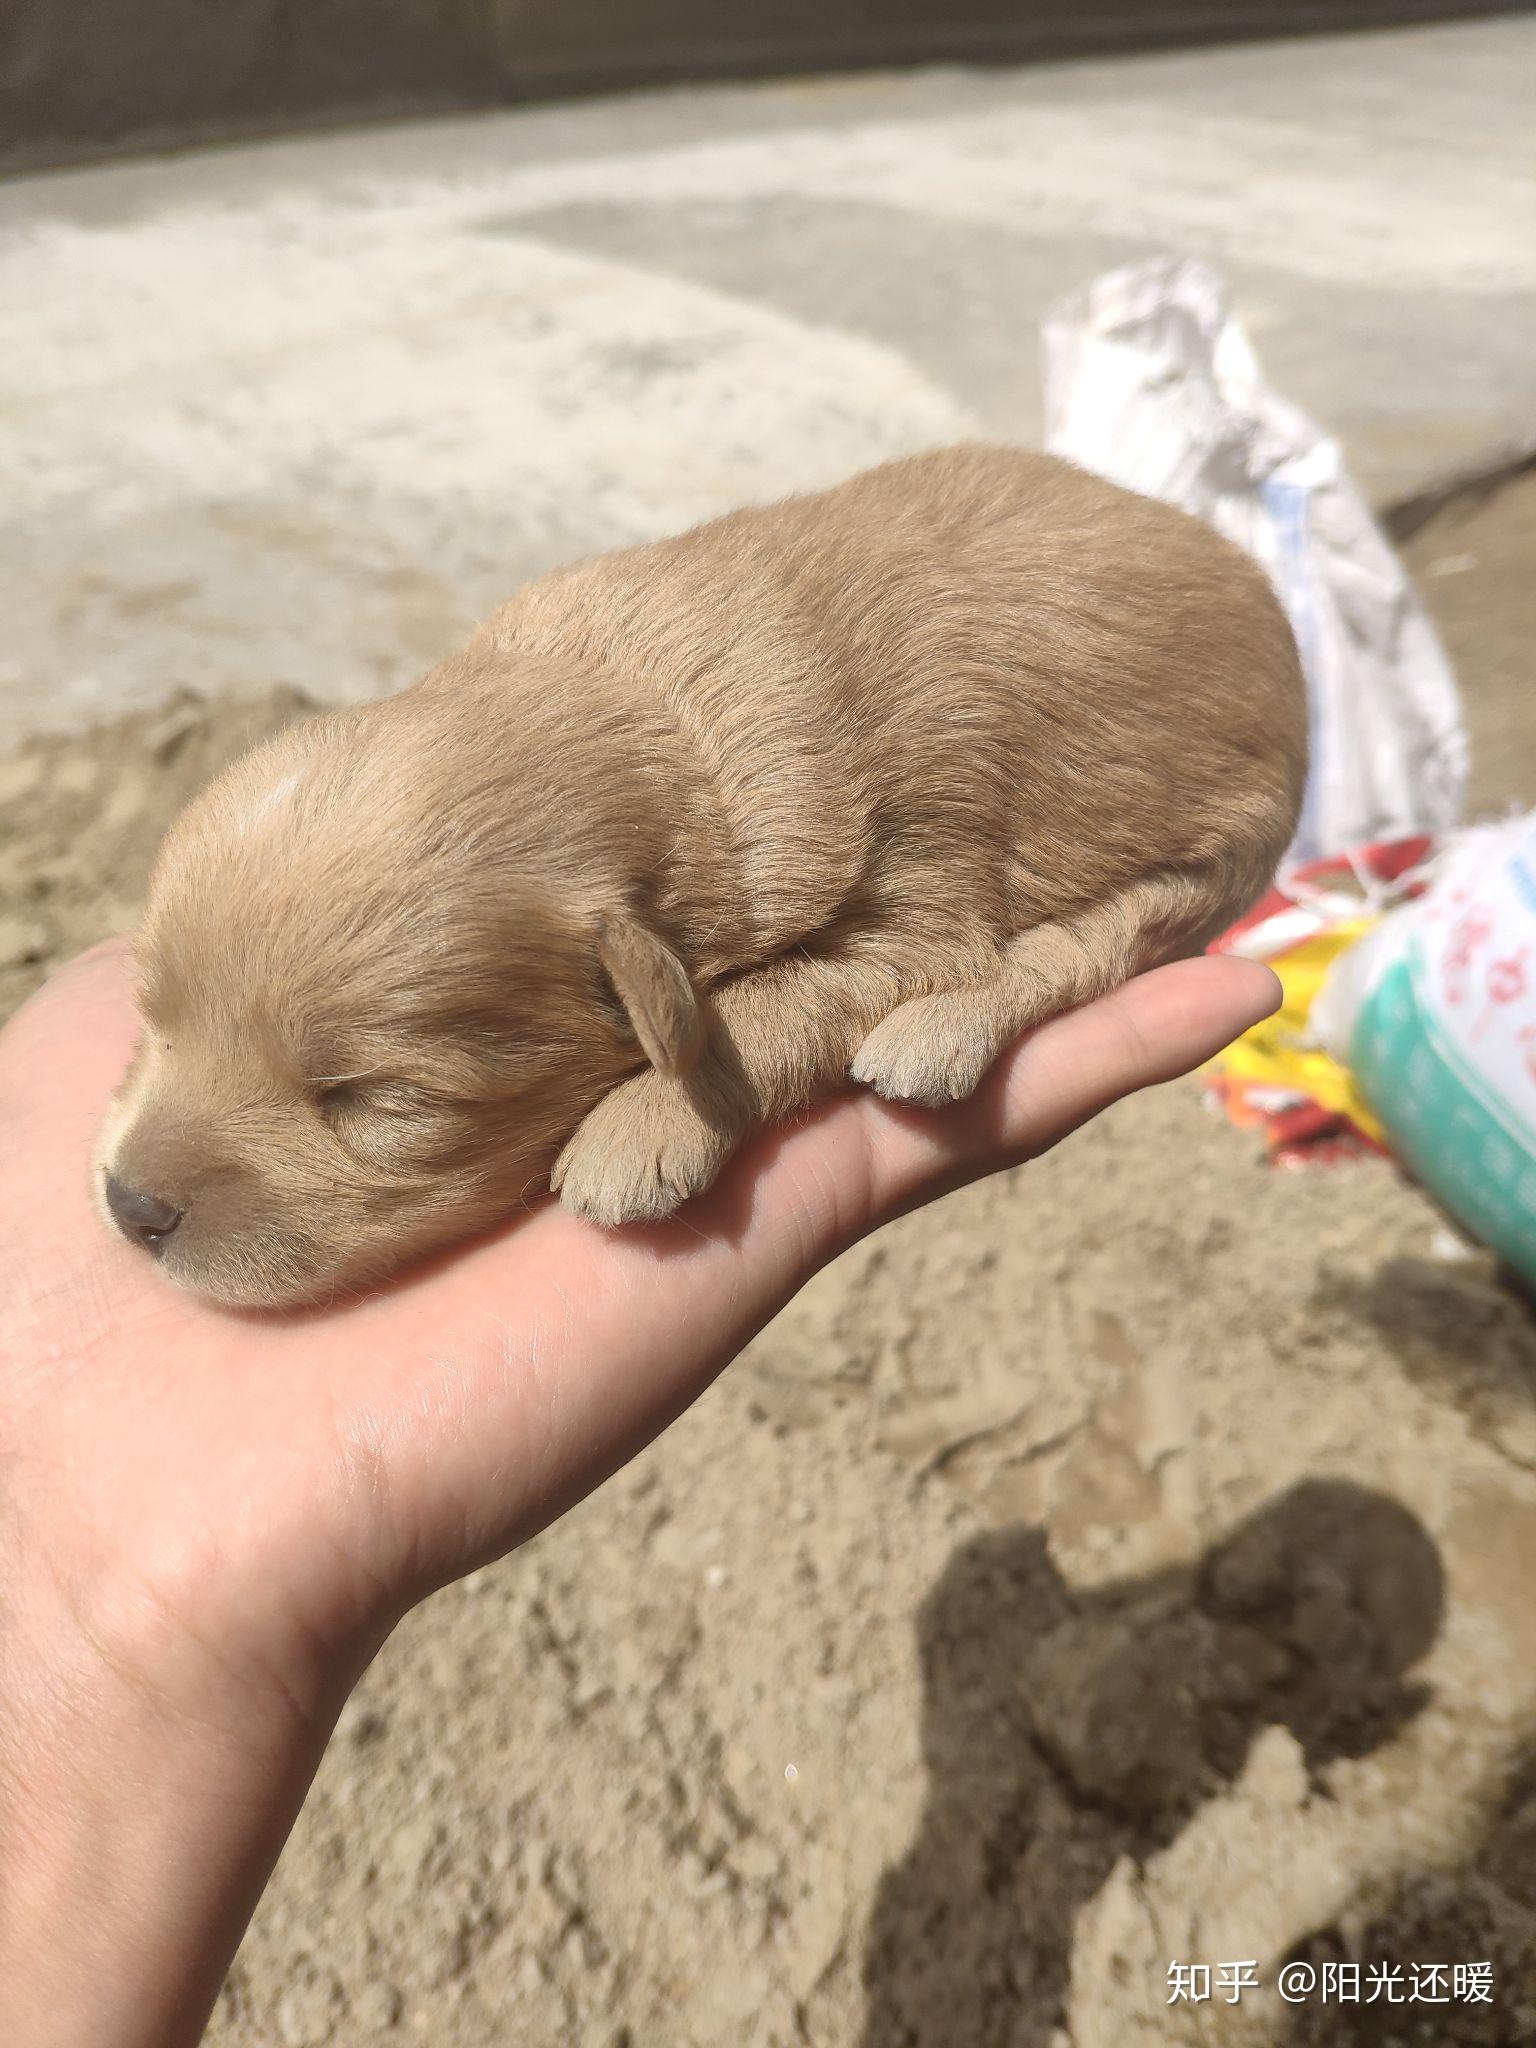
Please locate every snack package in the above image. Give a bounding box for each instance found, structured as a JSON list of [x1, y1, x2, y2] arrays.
[[1204, 838, 1430, 1165], [1312, 815, 1536, 1287]]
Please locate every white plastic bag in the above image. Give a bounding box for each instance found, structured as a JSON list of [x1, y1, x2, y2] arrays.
[[1043, 257, 1467, 864]]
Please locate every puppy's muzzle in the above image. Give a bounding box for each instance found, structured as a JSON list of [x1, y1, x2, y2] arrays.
[[104, 1174, 184, 1257]]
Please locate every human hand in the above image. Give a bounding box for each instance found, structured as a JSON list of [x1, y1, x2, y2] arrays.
[[0, 942, 1278, 2047]]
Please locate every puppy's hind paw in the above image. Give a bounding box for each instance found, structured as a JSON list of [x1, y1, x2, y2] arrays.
[[552, 1072, 736, 1229], [851, 992, 1003, 1108]]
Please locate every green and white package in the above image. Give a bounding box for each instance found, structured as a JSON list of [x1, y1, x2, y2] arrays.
[[1337, 818, 1536, 1286]]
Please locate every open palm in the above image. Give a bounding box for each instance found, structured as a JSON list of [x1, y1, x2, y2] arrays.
[[0, 941, 1277, 2047]]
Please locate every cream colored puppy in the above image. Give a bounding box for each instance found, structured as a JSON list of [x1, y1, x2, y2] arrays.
[[96, 446, 1306, 1306]]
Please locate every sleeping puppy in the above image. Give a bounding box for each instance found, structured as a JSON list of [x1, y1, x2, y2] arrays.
[[95, 446, 1306, 1307]]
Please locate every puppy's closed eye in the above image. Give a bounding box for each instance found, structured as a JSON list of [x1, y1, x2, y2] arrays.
[[314, 1076, 459, 1170], [315, 1076, 438, 1120]]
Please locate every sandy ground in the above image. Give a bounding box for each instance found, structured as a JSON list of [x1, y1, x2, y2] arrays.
[[2, 473, 1535, 2044]]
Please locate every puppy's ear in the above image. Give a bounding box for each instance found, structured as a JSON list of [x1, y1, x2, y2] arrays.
[[598, 914, 702, 1074]]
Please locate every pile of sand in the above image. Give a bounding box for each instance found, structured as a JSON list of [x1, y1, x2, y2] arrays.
[[3, 479, 1535, 2044]]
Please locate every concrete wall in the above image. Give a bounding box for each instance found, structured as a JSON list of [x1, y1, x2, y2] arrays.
[[0, 0, 1510, 170]]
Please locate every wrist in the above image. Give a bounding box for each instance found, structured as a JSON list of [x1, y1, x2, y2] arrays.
[[0, 1581, 359, 2048]]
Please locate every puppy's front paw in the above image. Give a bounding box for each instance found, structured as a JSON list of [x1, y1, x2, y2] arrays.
[[851, 992, 1002, 1107], [552, 1072, 736, 1228]]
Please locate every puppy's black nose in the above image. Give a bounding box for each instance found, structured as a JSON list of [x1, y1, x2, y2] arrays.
[[104, 1175, 183, 1253]]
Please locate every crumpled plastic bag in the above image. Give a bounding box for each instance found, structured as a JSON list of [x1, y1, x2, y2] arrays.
[[1042, 256, 1467, 865]]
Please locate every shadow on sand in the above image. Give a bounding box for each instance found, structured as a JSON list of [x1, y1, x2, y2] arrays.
[[861, 1479, 1445, 2047]]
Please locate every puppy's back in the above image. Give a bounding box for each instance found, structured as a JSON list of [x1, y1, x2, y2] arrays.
[[492, 445, 1306, 941]]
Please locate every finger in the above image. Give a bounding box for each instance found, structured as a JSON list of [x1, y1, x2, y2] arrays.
[[0, 945, 140, 1264], [0, 941, 137, 1128], [760, 954, 1282, 1249]]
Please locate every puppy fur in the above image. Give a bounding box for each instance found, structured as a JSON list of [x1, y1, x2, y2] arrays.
[[96, 446, 1307, 1306]]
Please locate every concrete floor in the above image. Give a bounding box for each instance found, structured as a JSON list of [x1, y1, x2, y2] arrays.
[[1, 18, 1532, 742]]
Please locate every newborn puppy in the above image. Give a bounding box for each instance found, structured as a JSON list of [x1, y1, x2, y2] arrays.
[[96, 446, 1306, 1306]]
